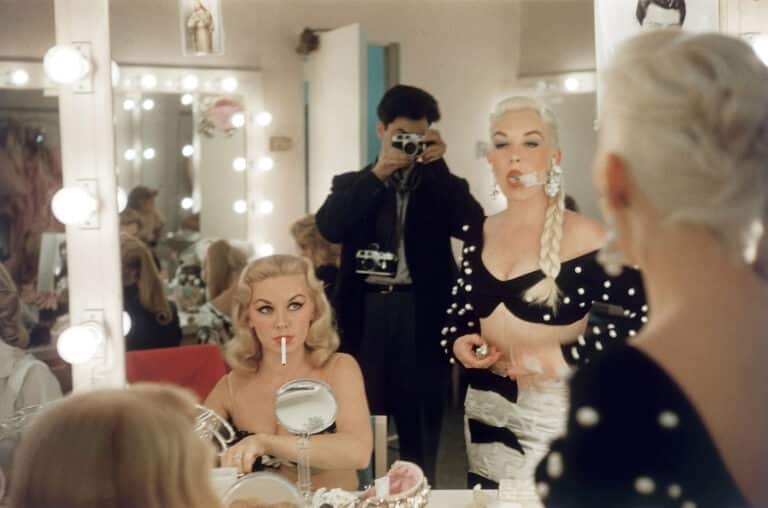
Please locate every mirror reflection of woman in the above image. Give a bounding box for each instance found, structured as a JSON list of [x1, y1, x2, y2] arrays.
[[197, 240, 247, 347], [290, 214, 341, 303], [536, 31, 768, 508], [205, 254, 372, 490], [120, 234, 182, 351], [443, 97, 648, 489]]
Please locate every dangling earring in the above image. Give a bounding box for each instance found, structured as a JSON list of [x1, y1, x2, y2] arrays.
[[596, 215, 626, 276], [545, 160, 563, 198], [490, 174, 500, 199]]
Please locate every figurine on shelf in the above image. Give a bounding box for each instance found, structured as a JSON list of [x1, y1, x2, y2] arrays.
[[187, 0, 214, 54]]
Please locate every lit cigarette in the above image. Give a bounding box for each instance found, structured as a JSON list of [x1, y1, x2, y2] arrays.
[[281, 336, 286, 366]]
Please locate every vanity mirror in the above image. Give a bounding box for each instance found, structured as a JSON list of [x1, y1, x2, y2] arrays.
[[275, 378, 338, 503]]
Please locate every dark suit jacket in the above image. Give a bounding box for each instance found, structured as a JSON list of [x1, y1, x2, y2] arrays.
[[316, 159, 484, 366]]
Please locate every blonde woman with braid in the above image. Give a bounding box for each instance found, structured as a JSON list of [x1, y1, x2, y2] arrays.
[[442, 96, 649, 490]]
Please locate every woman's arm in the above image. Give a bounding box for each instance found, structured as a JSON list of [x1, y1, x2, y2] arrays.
[[204, 374, 232, 421], [222, 354, 373, 473]]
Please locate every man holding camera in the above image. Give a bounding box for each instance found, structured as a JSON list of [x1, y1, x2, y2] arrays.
[[316, 85, 483, 484]]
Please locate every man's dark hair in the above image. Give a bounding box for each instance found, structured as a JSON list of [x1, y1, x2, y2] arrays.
[[636, 0, 686, 26], [377, 85, 441, 127]]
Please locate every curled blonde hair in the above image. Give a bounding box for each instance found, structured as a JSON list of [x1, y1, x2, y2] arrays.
[[492, 96, 565, 309], [600, 31, 768, 270], [0, 262, 29, 348], [204, 239, 248, 300], [10, 384, 221, 508], [227, 254, 339, 372], [290, 214, 341, 268], [120, 234, 172, 325]]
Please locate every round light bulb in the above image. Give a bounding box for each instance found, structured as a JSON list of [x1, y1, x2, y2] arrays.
[[257, 243, 274, 257], [10, 69, 29, 86], [181, 93, 194, 106], [111, 61, 120, 87], [233, 200, 248, 214], [142, 98, 155, 111], [181, 75, 199, 91], [140, 74, 158, 89], [122, 311, 132, 335], [564, 77, 580, 92], [221, 76, 239, 92], [257, 156, 274, 172], [255, 111, 273, 127], [230, 112, 246, 128], [180, 196, 194, 210], [43, 45, 90, 85], [752, 36, 768, 66], [57, 322, 105, 364], [143, 147, 156, 160], [51, 187, 98, 225], [122, 98, 135, 111], [232, 157, 247, 172], [116, 187, 128, 212], [182, 144, 194, 157], [258, 200, 274, 215], [124, 148, 137, 161]]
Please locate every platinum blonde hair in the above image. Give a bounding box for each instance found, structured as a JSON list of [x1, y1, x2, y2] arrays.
[[492, 96, 566, 309], [600, 30, 768, 268], [227, 254, 339, 372]]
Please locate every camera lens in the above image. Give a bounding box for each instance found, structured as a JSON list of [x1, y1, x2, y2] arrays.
[[403, 142, 418, 155]]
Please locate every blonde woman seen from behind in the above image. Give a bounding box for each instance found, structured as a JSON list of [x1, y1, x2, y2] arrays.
[[205, 254, 372, 491], [290, 214, 340, 302], [535, 31, 768, 507], [10, 384, 222, 508]]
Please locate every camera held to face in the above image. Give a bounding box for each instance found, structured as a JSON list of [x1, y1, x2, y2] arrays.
[[391, 133, 431, 158], [355, 244, 398, 277]]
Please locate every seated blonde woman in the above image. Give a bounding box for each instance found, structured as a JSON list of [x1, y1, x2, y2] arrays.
[[205, 254, 372, 490], [10, 384, 222, 508], [290, 214, 340, 302], [198, 240, 248, 346]]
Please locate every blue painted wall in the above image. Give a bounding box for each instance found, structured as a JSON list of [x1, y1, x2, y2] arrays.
[[366, 45, 387, 163]]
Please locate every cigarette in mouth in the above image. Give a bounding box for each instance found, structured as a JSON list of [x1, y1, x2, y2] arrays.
[[281, 336, 286, 366]]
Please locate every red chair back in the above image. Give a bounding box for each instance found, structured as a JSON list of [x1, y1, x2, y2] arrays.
[[125, 344, 228, 402]]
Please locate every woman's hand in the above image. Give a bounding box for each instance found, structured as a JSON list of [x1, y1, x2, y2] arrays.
[[453, 334, 502, 369], [221, 434, 269, 474]]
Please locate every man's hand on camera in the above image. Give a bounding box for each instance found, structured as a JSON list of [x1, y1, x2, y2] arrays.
[[372, 126, 415, 180], [418, 129, 446, 164]]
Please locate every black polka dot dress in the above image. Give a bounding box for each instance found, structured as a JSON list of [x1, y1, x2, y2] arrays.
[[535, 346, 749, 508], [441, 217, 649, 489]]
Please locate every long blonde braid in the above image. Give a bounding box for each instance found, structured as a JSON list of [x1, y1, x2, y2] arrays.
[[523, 187, 565, 310]]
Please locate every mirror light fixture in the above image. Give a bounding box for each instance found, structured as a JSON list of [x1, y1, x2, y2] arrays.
[[43, 44, 92, 89], [180, 196, 194, 210], [181, 93, 195, 106], [124, 148, 137, 161], [257, 243, 275, 257], [51, 184, 99, 226], [122, 311, 132, 335], [232, 157, 247, 172], [10, 69, 29, 86], [182, 144, 194, 157], [257, 156, 274, 172], [564, 77, 580, 92], [257, 200, 274, 215], [221, 76, 239, 92], [181, 74, 199, 91], [142, 147, 156, 160], [230, 112, 246, 128], [742, 33, 768, 66], [122, 98, 136, 111], [255, 111, 273, 127], [116, 187, 128, 212], [232, 199, 248, 214], [57, 321, 105, 364], [141, 98, 155, 111], [140, 74, 158, 89]]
